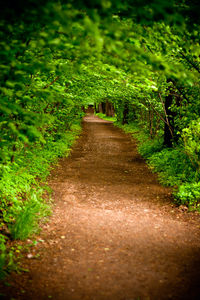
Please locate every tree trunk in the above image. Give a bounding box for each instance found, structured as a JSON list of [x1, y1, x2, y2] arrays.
[[122, 102, 129, 125], [149, 108, 153, 138], [105, 101, 115, 117], [164, 93, 174, 147], [101, 102, 106, 114], [95, 103, 99, 113], [98, 103, 103, 113]]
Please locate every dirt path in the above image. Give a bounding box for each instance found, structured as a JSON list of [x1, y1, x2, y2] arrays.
[[1, 114, 200, 300]]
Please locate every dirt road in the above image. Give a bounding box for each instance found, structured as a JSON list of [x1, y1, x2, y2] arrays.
[[1, 114, 200, 300]]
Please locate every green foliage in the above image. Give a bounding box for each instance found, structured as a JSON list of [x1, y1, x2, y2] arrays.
[[182, 118, 200, 174], [138, 138, 164, 159], [0, 234, 7, 279], [8, 189, 50, 240], [95, 113, 117, 122], [0, 122, 81, 228], [175, 182, 200, 209], [148, 148, 196, 186], [0, 234, 23, 279]]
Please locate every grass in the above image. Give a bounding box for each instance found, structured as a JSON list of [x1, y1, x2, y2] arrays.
[[95, 112, 117, 122]]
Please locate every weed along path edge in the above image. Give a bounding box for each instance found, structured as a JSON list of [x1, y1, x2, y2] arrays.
[[1, 114, 200, 300]]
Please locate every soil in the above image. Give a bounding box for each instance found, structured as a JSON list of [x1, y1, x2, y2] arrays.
[[1, 114, 200, 300]]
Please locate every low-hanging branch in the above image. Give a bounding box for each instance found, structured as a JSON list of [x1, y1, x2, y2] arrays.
[[179, 51, 200, 74], [43, 76, 60, 89]]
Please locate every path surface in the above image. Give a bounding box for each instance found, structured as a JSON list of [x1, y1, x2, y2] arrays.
[[1, 114, 200, 300]]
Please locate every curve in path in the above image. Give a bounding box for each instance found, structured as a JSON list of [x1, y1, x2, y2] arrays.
[[1, 114, 200, 300]]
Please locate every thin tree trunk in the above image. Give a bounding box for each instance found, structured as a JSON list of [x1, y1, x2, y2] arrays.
[[163, 93, 174, 147], [102, 102, 106, 114], [122, 102, 129, 125]]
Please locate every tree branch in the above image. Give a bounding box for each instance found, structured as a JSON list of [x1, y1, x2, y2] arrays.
[[43, 76, 59, 89], [145, 99, 166, 125], [179, 51, 200, 73], [158, 92, 174, 138]]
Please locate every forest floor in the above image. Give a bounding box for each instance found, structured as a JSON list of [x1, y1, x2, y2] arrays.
[[1, 114, 200, 300]]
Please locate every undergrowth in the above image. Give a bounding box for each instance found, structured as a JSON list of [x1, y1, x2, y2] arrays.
[[95, 112, 117, 122], [0, 118, 82, 279]]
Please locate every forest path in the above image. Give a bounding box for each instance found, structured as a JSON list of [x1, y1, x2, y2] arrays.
[[2, 114, 200, 300]]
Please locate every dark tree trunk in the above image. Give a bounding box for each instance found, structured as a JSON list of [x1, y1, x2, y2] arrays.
[[105, 100, 115, 117], [164, 93, 174, 147], [105, 100, 110, 116], [81, 106, 86, 113], [110, 104, 115, 117], [98, 103, 103, 113], [11, 143, 16, 163], [149, 108, 153, 138], [101, 102, 106, 114], [86, 105, 94, 114], [95, 103, 99, 113], [122, 102, 129, 125]]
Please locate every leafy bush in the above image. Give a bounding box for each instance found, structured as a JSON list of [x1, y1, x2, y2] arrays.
[[115, 122, 140, 134], [8, 188, 50, 240], [182, 118, 200, 177], [175, 182, 200, 210], [95, 113, 117, 122], [148, 148, 196, 186], [0, 234, 7, 279], [138, 138, 164, 159]]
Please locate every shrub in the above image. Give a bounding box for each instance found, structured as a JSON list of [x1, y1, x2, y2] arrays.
[[138, 138, 164, 159], [148, 147, 196, 186], [182, 118, 200, 178], [8, 188, 51, 240], [95, 113, 117, 122], [175, 182, 200, 209], [0, 234, 7, 279]]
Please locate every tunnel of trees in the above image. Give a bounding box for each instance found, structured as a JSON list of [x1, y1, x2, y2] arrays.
[[0, 0, 200, 275]]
